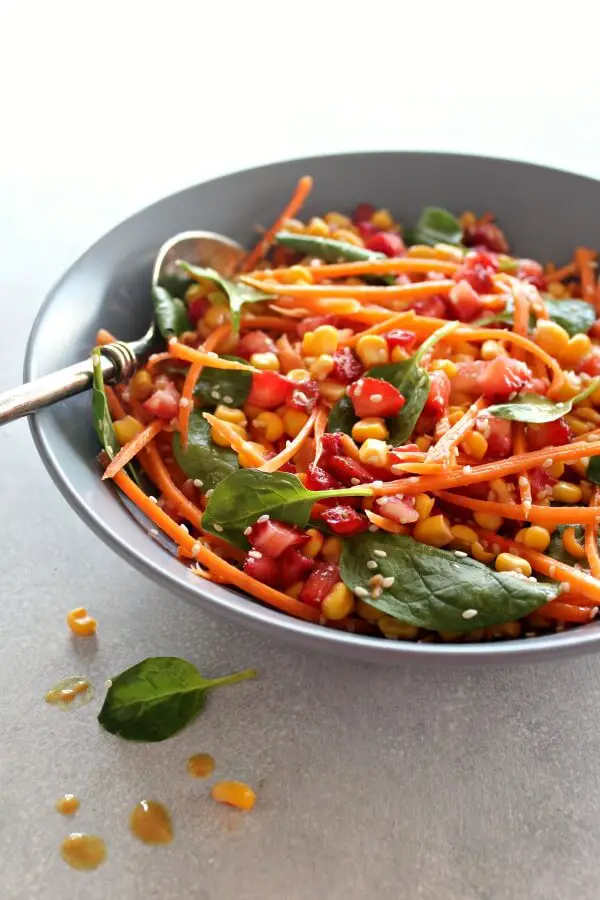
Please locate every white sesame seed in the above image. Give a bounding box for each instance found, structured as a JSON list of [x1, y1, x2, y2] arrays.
[[372, 480, 383, 488], [350, 477, 360, 486], [354, 586, 369, 598], [149, 496, 158, 504], [180, 524, 189, 534], [560, 581, 571, 593], [462, 608, 478, 619], [587, 433, 599, 442], [463, 465, 472, 474], [179, 397, 191, 408], [518, 476, 529, 487], [205, 489, 214, 499], [257, 514, 270, 523], [381, 576, 395, 588], [592, 607, 599, 617], [193, 479, 204, 488], [353, 386, 362, 397], [542, 458, 554, 468], [376, 497, 388, 505], [210, 390, 221, 399], [168, 336, 177, 345], [223, 396, 234, 404], [213, 524, 224, 532], [248, 550, 262, 559], [243, 526, 252, 536], [206, 351, 218, 358], [149, 354, 159, 363], [368, 524, 379, 532], [370, 393, 383, 403], [373, 550, 387, 558], [454, 550, 468, 558], [104, 679, 113, 688], [528, 576, 537, 582], [366, 560, 378, 569], [191, 541, 201, 555], [549, 565, 557, 578]]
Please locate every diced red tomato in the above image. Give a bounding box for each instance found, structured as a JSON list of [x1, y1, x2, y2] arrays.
[[365, 232, 405, 257], [332, 347, 364, 384], [448, 279, 483, 323], [247, 371, 293, 409], [463, 222, 509, 254], [320, 505, 370, 536], [412, 294, 449, 319], [375, 495, 419, 524], [277, 547, 315, 589], [481, 417, 512, 458], [305, 465, 341, 492], [248, 519, 308, 559], [452, 361, 486, 397], [235, 330, 276, 360], [353, 203, 375, 223], [516, 259, 546, 290], [528, 467, 556, 501], [424, 370, 451, 418], [297, 315, 337, 338], [187, 296, 210, 325], [348, 377, 405, 418], [578, 347, 600, 376], [327, 455, 375, 485], [478, 356, 532, 401], [299, 562, 340, 607], [526, 418, 571, 452], [531, 377, 550, 396], [357, 221, 378, 239], [383, 329, 417, 352], [453, 250, 498, 294], [243, 554, 279, 587], [143, 377, 180, 421], [320, 432, 345, 460], [289, 380, 320, 413]]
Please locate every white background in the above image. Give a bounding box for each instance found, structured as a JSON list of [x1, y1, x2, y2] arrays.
[[2, 3, 600, 899]]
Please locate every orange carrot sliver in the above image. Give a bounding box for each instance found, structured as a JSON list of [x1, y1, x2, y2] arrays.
[[546, 262, 577, 283], [365, 510, 408, 534], [178, 324, 231, 450], [251, 257, 458, 281], [169, 341, 257, 372], [103, 420, 164, 480], [96, 328, 117, 346], [540, 601, 596, 624], [426, 397, 485, 463], [512, 423, 532, 511], [105, 385, 127, 421], [240, 276, 455, 308], [575, 247, 597, 305], [242, 176, 313, 273], [260, 406, 322, 473], [143, 443, 203, 528], [436, 489, 600, 526], [585, 487, 600, 579]]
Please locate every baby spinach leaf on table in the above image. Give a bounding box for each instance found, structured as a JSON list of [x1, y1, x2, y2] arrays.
[[486, 379, 600, 424], [91, 348, 141, 486], [173, 411, 239, 491], [195, 356, 251, 408], [202, 470, 372, 550], [152, 285, 191, 340], [409, 207, 463, 247], [177, 262, 270, 334], [340, 532, 560, 633], [98, 656, 256, 742], [328, 396, 357, 433]]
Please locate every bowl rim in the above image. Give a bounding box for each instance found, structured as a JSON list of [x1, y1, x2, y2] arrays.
[[24, 149, 600, 664]]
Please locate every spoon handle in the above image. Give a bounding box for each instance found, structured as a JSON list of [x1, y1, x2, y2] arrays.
[[0, 342, 137, 426]]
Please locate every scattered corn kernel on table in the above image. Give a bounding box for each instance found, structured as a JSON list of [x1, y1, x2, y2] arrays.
[[3, 9, 600, 898]]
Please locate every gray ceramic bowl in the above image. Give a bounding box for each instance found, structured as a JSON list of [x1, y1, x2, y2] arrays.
[[25, 152, 600, 665]]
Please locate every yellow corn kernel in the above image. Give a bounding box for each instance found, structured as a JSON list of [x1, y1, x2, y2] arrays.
[[547, 460, 565, 479], [562, 526, 587, 559], [489, 478, 512, 503], [378, 616, 419, 640], [212, 422, 247, 447], [565, 414, 594, 436], [391, 346, 410, 363], [414, 494, 435, 521], [321, 536, 342, 563], [471, 541, 497, 563], [129, 369, 154, 401], [285, 581, 304, 599], [573, 406, 600, 425], [356, 599, 385, 622], [302, 325, 340, 357], [495, 552, 532, 576], [485, 621, 522, 640], [319, 380, 347, 403], [352, 417, 389, 443], [203, 304, 231, 329], [553, 372, 583, 402], [520, 525, 551, 552], [67, 607, 97, 637], [252, 411, 284, 442], [282, 409, 309, 438], [533, 320, 570, 357], [358, 438, 389, 468], [332, 229, 363, 246], [371, 208, 394, 231], [461, 431, 488, 460], [514, 528, 528, 544], [250, 351, 280, 371], [282, 217, 304, 233], [307, 216, 330, 237], [460, 211, 476, 229], [480, 339, 503, 360], [473, 512, 504, 531], [560, 333, 592, 368], [412, 514, 453, 548], [278, 265, 313, 285], [214, 405, 247, 426], [552, 481, 582, 504], [431, 359, 458, 378], [211, 781, 256, 811], [450, 524, 478, 549], [325, 211, 353, 230], [238, 441, 267, 468], [286, 368, 310, 383], [113, 416, 144, 446], [415, 435, 432, 452], [309, 354, 335, 381], [580, 480, 594, 503], [356, 334, 390, 367], [447, 408, 465, 425], [304, 528, 324, 559], [322, 582, 355, 620]]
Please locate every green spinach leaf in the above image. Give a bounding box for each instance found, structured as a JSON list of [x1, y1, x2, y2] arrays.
[[152, 285, 191, 340], [486, 379, 599, 424], [195, 356, 251, 408], [411, 207, 463, 247], [92, 348, 140, 485], [340, 532, 560, 632], [202, 470, 372, 549], [98, 656, 256, 742], [327, 396, 357, 433], [173, 411, 239, 491], [586, 457, 600, 486], [476, 297, 595, 338], [177, 262, 270, 334], [274, 231, 385, 264]]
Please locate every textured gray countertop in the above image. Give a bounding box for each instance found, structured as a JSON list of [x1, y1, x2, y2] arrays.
[[2, 6, 600, 897]]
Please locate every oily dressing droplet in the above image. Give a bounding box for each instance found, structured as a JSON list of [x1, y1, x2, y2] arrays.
[[56, 794, 80, 815], [187, 753, 215, 778], [45, 676, 94, 711], [60, 833, 106, 870], [130, 800, 173, 845]]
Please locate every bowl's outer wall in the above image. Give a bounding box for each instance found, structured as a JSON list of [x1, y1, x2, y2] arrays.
[[25, 152, 600, 664]]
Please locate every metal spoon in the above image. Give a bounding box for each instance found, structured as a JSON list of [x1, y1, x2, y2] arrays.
[[0, 231, 245, 426]]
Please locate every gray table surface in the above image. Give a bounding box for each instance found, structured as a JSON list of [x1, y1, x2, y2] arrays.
[[2, 6, 600, 898]]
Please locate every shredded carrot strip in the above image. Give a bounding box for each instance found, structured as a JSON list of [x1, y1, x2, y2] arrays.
[[512, 423, 532, 513], [203, 413, 266, 466], [473, 526, 600, 606], [365, 510, 409, 534], [313, 405, 327, 467], [426, 397, 485, 462], [112, 469, 320, 623], [241, 176, 313, 273], [103, 420, 164, 480], [512, 284, 530, 340], [146, 352, 178, 373], [341, 311, 442, 347], [169, 341, 257, 372], [585, 487, 600, 579], [260, 406, 322, 473], [539, 601, 596, 624], [240, 276, 455, 307], [391, 462, 448, 475], [252, 258, 458, 281], [435, 489, 600, 526], [575, 247, 597, 304], [178, 324, 231, 450], [105, 386, 126, 421], [240, 315, 298, 333], [96, 328, 117, 346], [546, 262, 577, 282], [274, 296, 364, 316], [143, 444, 203, 527]]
